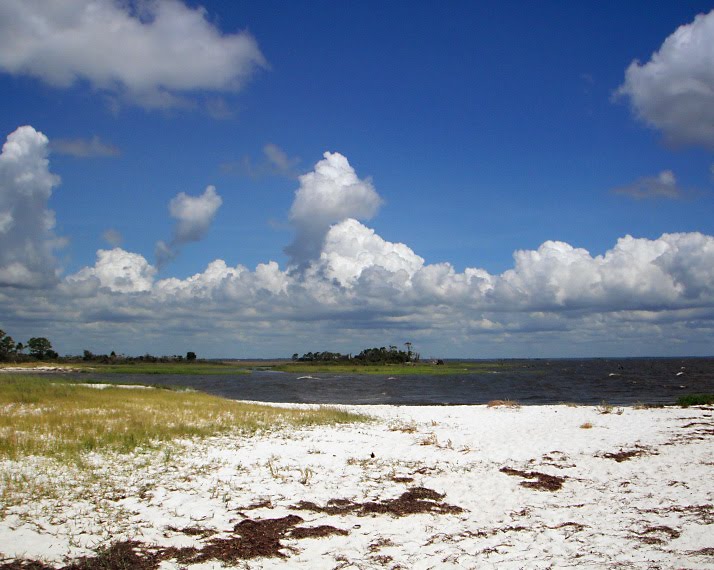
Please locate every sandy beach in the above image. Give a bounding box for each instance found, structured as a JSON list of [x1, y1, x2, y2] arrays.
[[1, 401, 713, 569]]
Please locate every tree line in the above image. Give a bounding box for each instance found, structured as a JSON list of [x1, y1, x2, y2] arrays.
[[292, 343, 420, 365], [0, 330, 58, 361], [0, 328, 198, 363]]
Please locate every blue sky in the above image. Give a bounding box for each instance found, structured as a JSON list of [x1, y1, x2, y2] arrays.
[[1, 0, 713, 358]]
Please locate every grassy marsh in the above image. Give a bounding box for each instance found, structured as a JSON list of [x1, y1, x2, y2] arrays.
[[0, 375, 368, 461], [73, 361, 251, 375]]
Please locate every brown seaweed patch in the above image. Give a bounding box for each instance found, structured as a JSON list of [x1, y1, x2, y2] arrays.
[[634, 525, 681, 545], [392, 476, 415, 483], [290, 525, 349, 539], [293, 486, 463, 517], [550, 522, 587, 531], [600, 445, 657, 462], [638, 504, 714, 524], [195, 515, 303, 561], [0, 541, 166, 570], [500, 467, 566, 491], [1, 515, 350, 569], [165, 525, 215, 538], [690, 547, 714, 556]]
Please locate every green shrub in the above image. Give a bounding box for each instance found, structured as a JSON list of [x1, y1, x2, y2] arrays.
[[677, 393, 714, 407]]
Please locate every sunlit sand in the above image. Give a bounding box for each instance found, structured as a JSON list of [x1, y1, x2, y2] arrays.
[[1, 400, 712, 568]]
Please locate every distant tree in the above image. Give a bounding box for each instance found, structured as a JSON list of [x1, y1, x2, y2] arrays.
[[83, 349, 94, 361], [0, 331, 16, 361], [15, 342, 24, 353], [186, 351, 197, 361], [404, 342, 413, 361], [292, 353, 299, 361], [27, 337, 53, 360]]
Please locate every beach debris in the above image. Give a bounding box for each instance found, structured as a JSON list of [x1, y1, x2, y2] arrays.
[[290, 525, 349, 539], [0, 517, 351, 568], [192, 515, 304, 561], [633, 525, 681, 545], [600, 446, 655, 462], [689, 548, 714, 556], [0, 540, 162, 570], [500, 467, 566, 491], [165, 525, 215, 538], [392, 475, 415, 483], [486, 400, 521, 408], [293, 486, 463, 516]]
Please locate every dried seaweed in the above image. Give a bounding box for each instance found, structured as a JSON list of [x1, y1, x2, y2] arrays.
[[2, 515, 348, 569], [500, 467, 566, 491], [634, 525, 680, 545], [290, 525, 349, 539], [293, 486, 463, 516]]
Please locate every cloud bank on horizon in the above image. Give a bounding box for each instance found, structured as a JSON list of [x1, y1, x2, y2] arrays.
[[1, 3, 713, 357], [1, 124, 714, 357]]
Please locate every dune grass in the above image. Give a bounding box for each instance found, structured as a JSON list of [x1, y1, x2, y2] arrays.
[[0, 375, 367, 462], [677, 393, 714, 407]]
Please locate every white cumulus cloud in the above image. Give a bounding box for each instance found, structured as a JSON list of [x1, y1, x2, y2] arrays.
[[2, 140, 714, 358], [156, 185, 223, 267], [617, 9, 714, 149], [0, 126, 63, 287], [286, 152, 383, 266], [169, 185, 223, 243], [315, 218, 424, 287], [0, 0, 267, 110], [69, 248, 156, 293]]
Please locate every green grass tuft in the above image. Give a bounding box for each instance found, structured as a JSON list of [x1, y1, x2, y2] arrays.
[[677, 393, 714, 407]]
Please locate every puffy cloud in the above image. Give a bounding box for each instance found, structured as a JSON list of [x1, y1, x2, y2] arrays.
[[1, 139, 713, 357], [169, 185, 223, 243], [493, 233, 714, 312], [69, 248, 156, 293], [612, 170, 682, 199], [0, 125, 63, 287], [50, 135, 120, 158], [617, 9, 714, 149], [0, 0, 266, 110], [286, 152, 383, 265], [2, 224, 712, 357], [156, 185, 222, 266], [314, 218, 424, 287]]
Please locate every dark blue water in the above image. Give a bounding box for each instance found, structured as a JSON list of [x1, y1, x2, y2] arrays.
[[67, 358, 714, 406]]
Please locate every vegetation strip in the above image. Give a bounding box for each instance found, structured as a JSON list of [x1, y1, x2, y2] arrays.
[[0, 375, 367, 461]]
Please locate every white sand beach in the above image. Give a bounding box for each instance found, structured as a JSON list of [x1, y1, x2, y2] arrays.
[[1, 402, 713, 569]]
